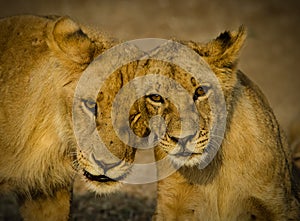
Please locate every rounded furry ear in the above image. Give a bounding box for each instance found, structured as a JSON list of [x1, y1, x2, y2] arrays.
[[184, 26, 246, 69], [52, 16, 94, 64]]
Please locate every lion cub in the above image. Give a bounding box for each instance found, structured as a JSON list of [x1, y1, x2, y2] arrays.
[[0, 15, 137, 221], [138, 29, 300, 220]]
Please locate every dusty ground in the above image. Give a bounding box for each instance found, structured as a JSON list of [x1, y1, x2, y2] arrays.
[[0, 0, 300, 220]]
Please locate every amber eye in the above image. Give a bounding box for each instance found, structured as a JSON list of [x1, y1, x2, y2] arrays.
[[193, 85, 210, 101], [148, 94, 164, 103]]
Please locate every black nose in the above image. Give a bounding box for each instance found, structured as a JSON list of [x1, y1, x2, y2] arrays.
[[92, 154, 122, 174]]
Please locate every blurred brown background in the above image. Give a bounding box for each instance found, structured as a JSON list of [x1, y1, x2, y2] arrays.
[[0, 0, 299, 220]]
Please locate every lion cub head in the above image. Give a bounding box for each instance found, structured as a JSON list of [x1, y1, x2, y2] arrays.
[[47, 16, 136, 193]]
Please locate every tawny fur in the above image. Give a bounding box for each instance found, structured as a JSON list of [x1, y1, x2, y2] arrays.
[[0, 15, 127, 221], [1, 15, 299, 221], [93, 27, 300, 220], [150, 29, 300, 220], [117, 29, 300, 220]]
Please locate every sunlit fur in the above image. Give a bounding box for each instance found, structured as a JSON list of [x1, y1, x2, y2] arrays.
[[1, 14, 299, 221], [149, 28, 300, 220], [0, 15, 132, 220], [106, 27, 300, 220]]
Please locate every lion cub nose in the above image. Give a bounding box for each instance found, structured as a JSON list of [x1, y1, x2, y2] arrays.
[[92, 154, 122, 174]]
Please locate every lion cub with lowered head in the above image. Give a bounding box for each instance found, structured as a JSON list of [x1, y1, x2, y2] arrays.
[[0, 15, 137, 220], [126, 28, 300, 220]]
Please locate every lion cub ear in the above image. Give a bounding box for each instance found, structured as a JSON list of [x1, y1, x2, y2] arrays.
[[187, 26, 246, 70], [51, 16, 95, 64]]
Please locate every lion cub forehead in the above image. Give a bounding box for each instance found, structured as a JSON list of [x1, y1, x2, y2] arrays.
[[129, 60, 200, 94]]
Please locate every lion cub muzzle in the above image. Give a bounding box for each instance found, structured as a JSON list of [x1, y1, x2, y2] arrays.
[[77, 150, 132, 193], [83, 153, 126, 183]]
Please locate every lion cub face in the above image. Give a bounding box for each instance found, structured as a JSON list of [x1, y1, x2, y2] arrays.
[[47, 16, 136, 193], [128, 62, 213, 167], [75, 100, 136, 193], [127, 28, 246, 168], [75, 88, 137, 194]]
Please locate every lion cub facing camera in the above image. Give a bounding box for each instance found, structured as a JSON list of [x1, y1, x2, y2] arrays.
[[124, 29, 300, 220]]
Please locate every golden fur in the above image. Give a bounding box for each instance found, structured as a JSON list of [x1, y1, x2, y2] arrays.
[[91, 27, 300, 219], [1, 14, 299, 220], [0, 15, 135, 220], [121, 29, 300, 219], [85, 27, 300, 220], [152, 30, 300, 220]]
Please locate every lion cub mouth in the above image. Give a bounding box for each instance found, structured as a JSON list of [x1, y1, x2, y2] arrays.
[[83, 170, 116, 183], [172, 151, 199, 157], [168, 142, 206, 158]]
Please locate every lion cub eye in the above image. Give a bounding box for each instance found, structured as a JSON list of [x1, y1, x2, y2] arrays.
[[193, 85, 210, 101], [147, 94, 164, 103], [82, 99, 97, 116]]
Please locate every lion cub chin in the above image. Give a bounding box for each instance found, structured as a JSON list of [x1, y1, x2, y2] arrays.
[[152, 28, 300, 220]]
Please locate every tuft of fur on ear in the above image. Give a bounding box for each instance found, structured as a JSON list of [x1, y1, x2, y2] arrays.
[[184, 26, 246, 70], [52, 16, 95, 64]]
